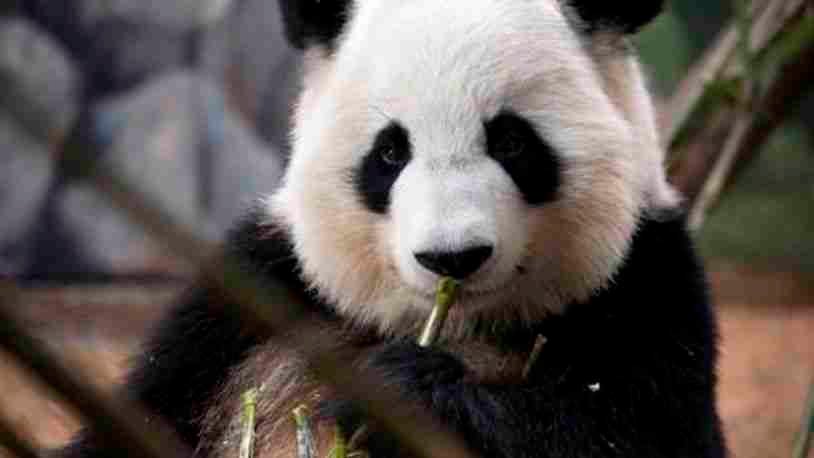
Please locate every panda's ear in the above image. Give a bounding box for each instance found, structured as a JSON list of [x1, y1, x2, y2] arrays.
[[567, 1, 665, 34], [278, 0, 353, 49]]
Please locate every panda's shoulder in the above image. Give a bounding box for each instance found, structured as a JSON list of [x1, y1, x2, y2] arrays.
[[551, 213, 716, 358], [614, 213, 710, 314], [224, 207, 300, 279], [123, 208, 315, 434]]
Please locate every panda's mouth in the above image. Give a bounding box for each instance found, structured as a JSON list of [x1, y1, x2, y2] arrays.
[[429, 264, 528, 300], [409, 278, 513, 305], [397, 258, 528, 308]]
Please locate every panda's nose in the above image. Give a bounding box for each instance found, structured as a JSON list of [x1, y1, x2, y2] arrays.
[[414, 245, 493, 279]]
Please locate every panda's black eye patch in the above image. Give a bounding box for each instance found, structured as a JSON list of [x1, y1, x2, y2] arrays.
[[485, 111, 560, 205], [353, 122, 412, 214]]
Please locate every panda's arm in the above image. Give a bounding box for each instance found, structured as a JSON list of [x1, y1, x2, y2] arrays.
[[368, 329, 720, 458], [130, 289, 265, 440], [55, 285, 267, 458], [128, 209, 313, 442], [58, 211, 304, 457]]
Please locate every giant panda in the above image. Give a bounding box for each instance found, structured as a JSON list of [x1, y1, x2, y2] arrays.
[[61, 0, 726, 457]]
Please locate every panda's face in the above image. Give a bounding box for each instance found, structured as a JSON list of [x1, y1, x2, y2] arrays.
[[270, 0, 673, 334]]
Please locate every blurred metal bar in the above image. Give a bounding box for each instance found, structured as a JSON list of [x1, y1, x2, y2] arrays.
[[0, 282, 191, 458], [793, 381, 814, 458], [663, 0, 807, 149], [0, 415, 40, 458], [687, 11, 814, 229]]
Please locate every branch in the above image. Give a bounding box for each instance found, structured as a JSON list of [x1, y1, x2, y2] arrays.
[[0, 415, 40, 458], [663, 0, 808, 151], [664, 0, 813, 228], [0, 282, 190, 458], [688, 11, 814, 229]]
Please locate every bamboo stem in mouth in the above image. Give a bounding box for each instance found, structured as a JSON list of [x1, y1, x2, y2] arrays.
[[418, 278, 460, 347]]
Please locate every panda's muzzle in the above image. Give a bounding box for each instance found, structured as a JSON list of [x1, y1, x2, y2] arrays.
[[414, 245, 493, 279]]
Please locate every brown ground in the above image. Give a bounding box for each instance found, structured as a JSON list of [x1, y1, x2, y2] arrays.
[[711, 263, 814, 458], [1, 265, 813, 458]]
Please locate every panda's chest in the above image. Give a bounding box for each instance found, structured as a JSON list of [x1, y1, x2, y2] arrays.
[[445, 340, 534, 384]]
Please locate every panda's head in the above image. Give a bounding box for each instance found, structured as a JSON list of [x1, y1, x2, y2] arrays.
[[268, 0, 679, 335]]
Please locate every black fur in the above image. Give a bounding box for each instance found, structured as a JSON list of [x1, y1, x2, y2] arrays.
[[277, 0, 353, 49], [485, 111, 561, 205], [123, 213, 338, 441], [353, 121, 412, 214], [568, 0, 666, 34], [59, 212, 725, 458], [327, 215, 726, 458]]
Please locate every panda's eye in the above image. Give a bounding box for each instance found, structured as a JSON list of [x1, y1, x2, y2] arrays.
[[491, 132, 526, 162], [485, 111, 561, 205], [371, 123, 411, 169], [378, 144, 409, 167], [353, 121, 412, 214]]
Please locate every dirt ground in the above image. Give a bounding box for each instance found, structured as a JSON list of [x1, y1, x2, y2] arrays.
[[712, 264, 814, 458], [1, 264, 813, 458]]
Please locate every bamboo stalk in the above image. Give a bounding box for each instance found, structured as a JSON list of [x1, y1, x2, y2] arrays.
[[239, 389, 258, 458], [292, 405, 316, 458], [664, 0, 808, 151], [792, 382, 814, 458], [329, 426, 348, 458], [688, 94, 755, 230], [522, 335, 548, 381], [418, 278, 460, 347], [688, 12, 814, 228], [667, 0, 813, 227]]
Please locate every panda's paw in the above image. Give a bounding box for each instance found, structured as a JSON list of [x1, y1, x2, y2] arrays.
[[371, 341, 466, 393], [319, 343, 467, 457]]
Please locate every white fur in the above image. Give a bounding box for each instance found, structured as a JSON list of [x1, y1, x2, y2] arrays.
[[268, 0, 678, 335]]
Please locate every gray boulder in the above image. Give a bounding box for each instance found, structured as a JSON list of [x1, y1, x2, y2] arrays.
[[56, 71, 284, 275], [0, 113, 55, 276], [0, 18, 77, 275], [0, 17, 79, 142]]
